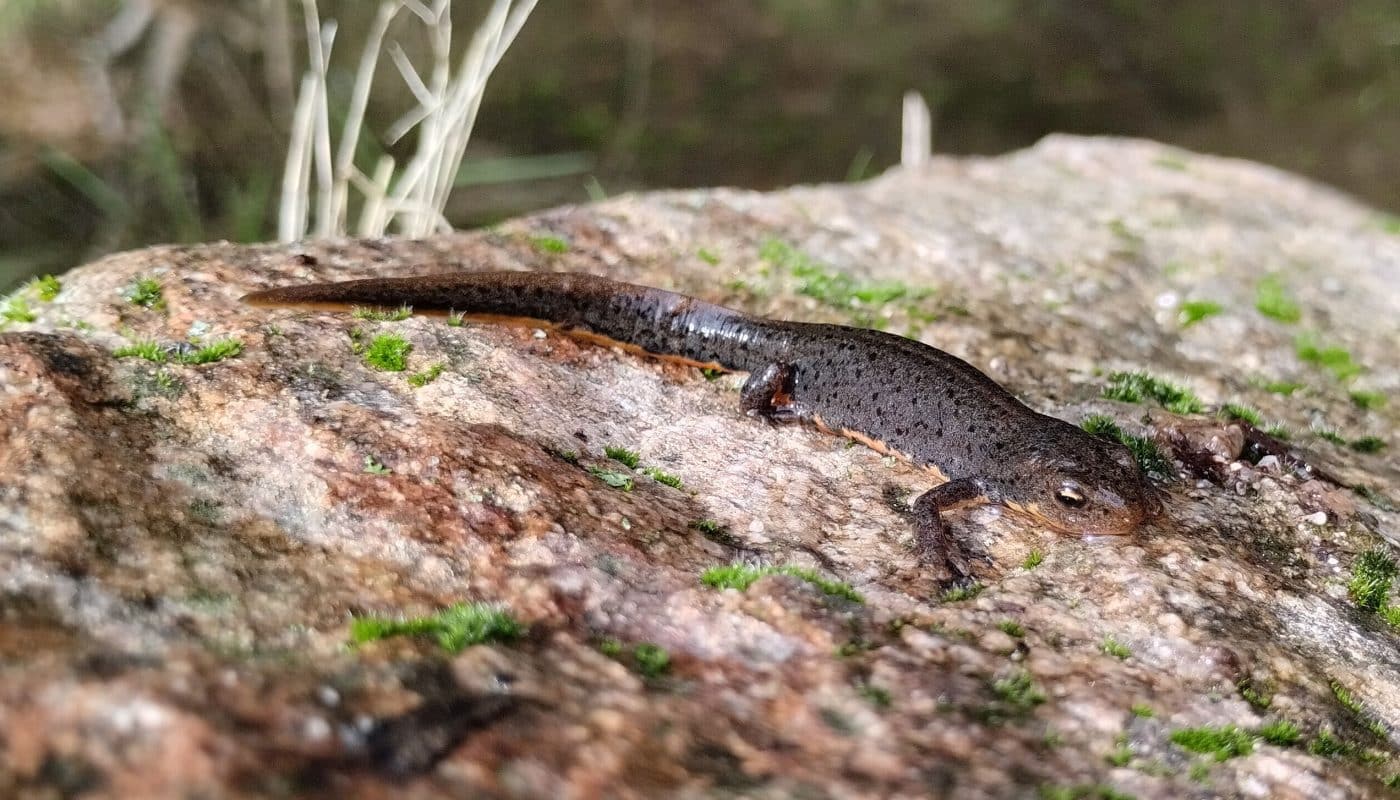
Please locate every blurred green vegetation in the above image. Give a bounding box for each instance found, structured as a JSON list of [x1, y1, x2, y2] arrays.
[[2, 1, 1398, 291]]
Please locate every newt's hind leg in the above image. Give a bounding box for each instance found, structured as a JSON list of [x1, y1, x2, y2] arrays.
[[911, 478, 984, 585], [740, 362, 805, 424]]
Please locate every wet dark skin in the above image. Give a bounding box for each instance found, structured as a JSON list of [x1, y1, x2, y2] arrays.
[[245, 271, 1157, 583]]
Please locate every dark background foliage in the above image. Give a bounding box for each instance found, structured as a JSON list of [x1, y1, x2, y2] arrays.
[[2, 0, 1397, 289]]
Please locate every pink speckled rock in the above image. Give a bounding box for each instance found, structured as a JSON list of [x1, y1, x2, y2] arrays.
[[1, 136, 1397, 798]]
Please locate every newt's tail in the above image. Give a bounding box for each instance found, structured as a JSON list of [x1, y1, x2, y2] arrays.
[[243, 270, 779, 372]]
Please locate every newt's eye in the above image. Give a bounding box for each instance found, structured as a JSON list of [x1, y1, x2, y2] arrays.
[[1055, 485, 1087, 508]]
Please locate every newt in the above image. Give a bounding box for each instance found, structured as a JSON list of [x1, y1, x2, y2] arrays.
[[244, 270, 1157, 582]]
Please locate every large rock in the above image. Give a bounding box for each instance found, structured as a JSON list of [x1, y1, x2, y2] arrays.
[[1, 135, 1396, 798]]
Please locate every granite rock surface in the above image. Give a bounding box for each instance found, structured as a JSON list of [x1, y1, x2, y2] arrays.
[[1, 135, 1397, 798]]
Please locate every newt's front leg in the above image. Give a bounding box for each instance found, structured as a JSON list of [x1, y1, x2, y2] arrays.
[[912, 478, 985, 585], [740, 362, 806, 423]]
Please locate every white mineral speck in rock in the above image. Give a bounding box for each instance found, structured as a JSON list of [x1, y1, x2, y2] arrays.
[[302, 715, 332, 742], [317, 686, 340, 707], [107, 698, 170, 735]]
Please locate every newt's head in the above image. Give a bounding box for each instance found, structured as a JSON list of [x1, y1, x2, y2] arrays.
[[999, 422, 1158, 536]]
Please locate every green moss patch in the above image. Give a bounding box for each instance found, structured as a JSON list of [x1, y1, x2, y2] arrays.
[[3, 274, 63, 321], [700, 563, 863, 603], [1254, 275, 1301, 323], [151, 369, 182, 395], [1, 296, 36, 323], [364, 333, 412, 371], [352, 305, 413, 321], [1350, 436, 1386, 454], [1169, 725, 1254, 761], [1238, 677, 1273, 709], [1178, 300, 1222, 326], [594, 447, 683, 490], [30, 274, 61, 301], [350, 602, 524, 653], [1107, 218, 1142, 246], [642, 466, 683, 489], [1295, 335, 1362, 381], [1259, 719, 1301, 746], [1348, 549, 1397, 611], [597, 639, 672, 678], [1331, 680, 1389, 739], [604, 445, 641, 468], [940, 582, 984, 603], [1314, 426, 1347, 446], [1330, 680, 1363, 714], [760, 238, 930, 311], [125, 277, 166, 310], [1305, 729, 1385, 762], [1105, 742, 1132, 767], [113, 338, 242, 365], [1309, 730, 1346, 757], [857, 683, 893, 708], [1102, 371, 1203, 414], [1354, 486, 1396, 512], [691, 519, 738, 547], [529, 234, 570, 254], [997, 620, 1025, 638], [691, 519, 725, 536], [407, 363, 445, 388], [989, 668, 1046, 712], [180, 339, 243, 364], [1349, 390, 1386, 410], [632, 642, 671, 677], [1381, 606, 1400, 629], [1079, 414, 1173, 477], [1100, 636, 1131, 660], [113, 340, 167, 362], [1218, 402, 1263, 426]]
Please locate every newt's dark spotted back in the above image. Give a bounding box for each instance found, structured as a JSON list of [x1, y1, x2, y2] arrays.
[[245, 270, 1156, 580]]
